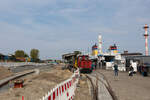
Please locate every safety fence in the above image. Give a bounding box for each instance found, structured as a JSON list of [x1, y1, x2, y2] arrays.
[[40, 69, 80, 100]]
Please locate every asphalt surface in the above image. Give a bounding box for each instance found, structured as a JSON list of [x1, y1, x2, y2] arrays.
[[96, 69, 150, 100]]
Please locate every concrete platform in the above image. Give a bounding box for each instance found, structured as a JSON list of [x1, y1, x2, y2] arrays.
[[97, 69, 150, 100]]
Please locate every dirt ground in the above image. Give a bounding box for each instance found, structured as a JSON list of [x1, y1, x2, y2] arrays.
[[97, 69, 150, 100], [0, 65, 72, 100], [0, 66, 13, 80], [74, 74, 92, 100]]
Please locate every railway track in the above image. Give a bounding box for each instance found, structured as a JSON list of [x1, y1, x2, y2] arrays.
[[86, 71, 118, 100], [86, 75, 98, 100], [95, 71, 118, 100]]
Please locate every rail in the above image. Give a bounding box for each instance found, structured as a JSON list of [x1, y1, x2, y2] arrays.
[[95, 71, 118, 100], [86, 75, 98, 100], [87, 71, 118, 100]]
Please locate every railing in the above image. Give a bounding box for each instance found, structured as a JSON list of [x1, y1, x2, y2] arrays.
[[0, 62, 47, 67], [40, 69, 80, 100]]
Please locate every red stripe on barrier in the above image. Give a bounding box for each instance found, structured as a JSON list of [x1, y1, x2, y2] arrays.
[[57, 88, 58, 96], [65, 84, 67, 90], [48, 96, 51, 100], [62, 86, 64, 92], [67, 92, 69, 97], [67, 82, 69, 88], [59, 87, 61, 95], [53, 92, 55, 100], [22, 96, 24, 100]]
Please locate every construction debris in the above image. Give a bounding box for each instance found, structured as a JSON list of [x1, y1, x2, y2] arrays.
[[14, 79, 24, 88]]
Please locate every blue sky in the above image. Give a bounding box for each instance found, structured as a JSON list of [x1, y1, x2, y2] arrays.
[[0, 0, 150, 59]]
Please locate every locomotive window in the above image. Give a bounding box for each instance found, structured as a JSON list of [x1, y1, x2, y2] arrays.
[[84, 57, 88, 60]]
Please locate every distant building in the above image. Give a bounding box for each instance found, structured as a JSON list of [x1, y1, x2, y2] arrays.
[[121, 51, 143, 67], [121, 51, 143, 57], [16, 57, 26, 62], [43, 59, 53, 63], [0, 53, 5, 61], [0, 53, 17, 62]]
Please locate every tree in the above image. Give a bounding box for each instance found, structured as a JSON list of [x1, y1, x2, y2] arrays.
[[15, 50, 25, 57], [24, 53, 29, 57], [30, 49, 39, 62]]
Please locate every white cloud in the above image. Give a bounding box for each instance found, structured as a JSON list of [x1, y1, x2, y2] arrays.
[[89, 27, 128, 35], [136, 18, 150, 24], [0, 0, 150, 58]]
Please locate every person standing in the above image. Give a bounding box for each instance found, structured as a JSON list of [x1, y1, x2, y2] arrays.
[[129, 65, 134, 76], [142, 65, 148, 77], [114, 63, 118, 76], [137, 63, 142, 74], [91, 62, 95, 71]]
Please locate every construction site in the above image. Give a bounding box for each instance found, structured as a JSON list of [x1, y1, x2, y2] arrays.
[[0, 24, 150, 100], [1, 0, 150, 99]]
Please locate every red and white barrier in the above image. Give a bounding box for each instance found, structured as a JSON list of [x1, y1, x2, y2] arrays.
[[40, 69, 80, 100]]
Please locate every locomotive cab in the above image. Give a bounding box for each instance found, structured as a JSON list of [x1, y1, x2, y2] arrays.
[[77, 55, 92, 73]]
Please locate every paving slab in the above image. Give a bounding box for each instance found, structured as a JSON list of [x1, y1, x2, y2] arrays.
[[97, 69, 150, 100]]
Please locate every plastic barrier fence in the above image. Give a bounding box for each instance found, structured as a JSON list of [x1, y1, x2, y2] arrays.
[[40, 69, 80, 100]]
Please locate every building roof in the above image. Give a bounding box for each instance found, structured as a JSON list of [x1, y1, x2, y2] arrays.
[[0, 53, 4, 56], [121, 53, 142, 56]]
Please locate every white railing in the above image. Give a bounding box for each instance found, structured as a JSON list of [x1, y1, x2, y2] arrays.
[[0, 62, 47, 67], [40, 69, 80, 100]]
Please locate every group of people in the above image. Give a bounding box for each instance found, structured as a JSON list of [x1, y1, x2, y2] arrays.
[[113, 63, 134, 76], [113, 63, 149, 77]]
